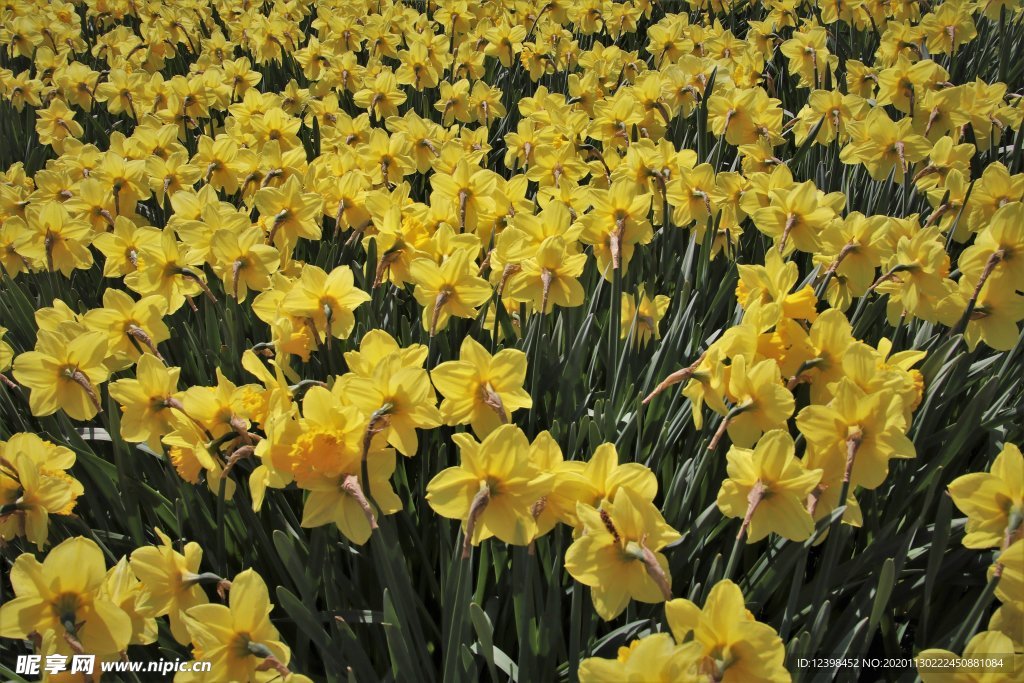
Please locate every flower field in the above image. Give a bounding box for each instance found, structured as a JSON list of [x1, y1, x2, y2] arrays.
[[0, 0, 1022, 680]]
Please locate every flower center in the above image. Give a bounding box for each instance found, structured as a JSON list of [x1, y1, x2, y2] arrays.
[[290, 428, 354, 482]]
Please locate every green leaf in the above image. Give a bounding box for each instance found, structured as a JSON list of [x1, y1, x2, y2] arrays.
[[470, 602, 500, 683], [382, 588, 418, 681], [867, 558, 895, 639]]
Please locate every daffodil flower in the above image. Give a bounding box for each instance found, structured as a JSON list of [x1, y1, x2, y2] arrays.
[[948, 443, 1023, 550], [717, 430, 822, 543], [427, 424, 550, 557], [665, 579, 790, 682], [0, 537, 132, 657], [181, 569, 293, 681], [431, 336, 532, 436], [564, 487, 680, 620]]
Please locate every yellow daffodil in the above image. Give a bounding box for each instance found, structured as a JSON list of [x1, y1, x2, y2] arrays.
[[620, 287, 670, 347], [579, 633, 693, 682], [427, 424, 550, 556], [209, 227, 281, 302], [344, 329, 428, 377], [918, 631, 1019, 683], [0, 433, 82, 549], [10, 202, 93, 275], [181, 569, 292, 681], [506, 236, 587, 314], [736, 249, 819, 322], [431, 336, 532, 436], [35, 98, 84, 153], [665, 579, 789, 682], [336, 354, 442, 457], [841, 108, 931, 183], [409, 249, 492, 336], [549, 442, 658, 530], [129, 528, 210, 645], [108, 354, 182, 452], [272, 386, 400, 543], [875, 227, 959, 326], [564, 487, 680, 620], [798, 378, 914, 493], [124, 229, 211, 314], [299, 428, 404, 543], [0, 537, 132, 657], [280, 264, 370, 346], [752, 180, 837, 256], [708, 86, 782, 146], [0, 325, 13, 374], [13, 326, 109, 421], [82, 289, 169, 371], [100, 557, 158, 647], [255, 176, 322, 249], [948, 443, 1023, 550], [92, 217, 161, 277], [992, 539, 1023, 606], [712, 355, 795, 449], [956, 272, 1024, 351], [717, 430, 822, 542]]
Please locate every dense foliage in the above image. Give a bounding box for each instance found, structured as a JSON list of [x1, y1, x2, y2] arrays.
[[0, 0, 1022, 681]]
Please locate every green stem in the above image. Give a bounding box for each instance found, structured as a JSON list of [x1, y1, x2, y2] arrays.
[[949, 570, 1000, 652], [216, 474, 228, 577], [722, 530, 745, 583], [813, 485, 851, 610], [442, 541, 470, 683], [99, 405, 145, 546], [780, 545, 809, 640], [568, 580, 583, 683]]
